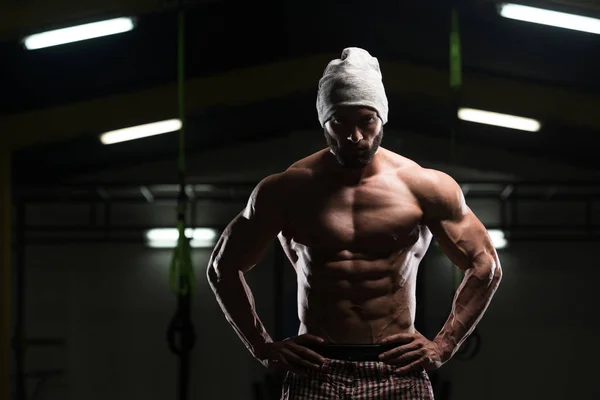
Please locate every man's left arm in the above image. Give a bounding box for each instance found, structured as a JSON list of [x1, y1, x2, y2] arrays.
[[422, 170, 503, 363]]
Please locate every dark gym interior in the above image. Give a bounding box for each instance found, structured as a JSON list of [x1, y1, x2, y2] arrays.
[[2, 0, 600, 399]]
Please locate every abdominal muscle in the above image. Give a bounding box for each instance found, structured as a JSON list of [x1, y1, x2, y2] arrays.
[[295, 253, 420, 344]]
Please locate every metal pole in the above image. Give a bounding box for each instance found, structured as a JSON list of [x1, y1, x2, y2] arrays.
[[13, 202, 25, 399], [177, 289, 191, 400], [0, 149, 12, 400]]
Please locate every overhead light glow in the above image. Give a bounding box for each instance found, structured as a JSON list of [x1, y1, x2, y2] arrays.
[[488, 229, 508, 249], [435, 229, 508, 250], [100, 119, 182, 145], [458, 108, 541, 132], [499, 3, 600, 35], [23, 17, 136, 50], [145, 228, 218, 249]]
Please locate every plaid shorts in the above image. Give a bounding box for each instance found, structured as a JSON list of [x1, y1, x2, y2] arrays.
[[280, 359, 434, 399]]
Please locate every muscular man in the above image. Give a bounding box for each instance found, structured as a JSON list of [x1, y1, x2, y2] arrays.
[[207, 47, 502, 399]]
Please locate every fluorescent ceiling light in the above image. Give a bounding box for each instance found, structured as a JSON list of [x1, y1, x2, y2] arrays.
[[499, 3, 600, 34], [145, 228, 218, 249], [23, 17, 135, 50], [100, 119, 182, 145], [458, 108, 541, 132], [487, 229, 508, 249]]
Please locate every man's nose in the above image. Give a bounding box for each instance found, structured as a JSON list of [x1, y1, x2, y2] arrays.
[[347, 128, 363, 143]]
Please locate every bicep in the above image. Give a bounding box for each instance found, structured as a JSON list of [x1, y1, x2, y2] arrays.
[[428, 209, 496, 271], [421, 170, 496, 270]]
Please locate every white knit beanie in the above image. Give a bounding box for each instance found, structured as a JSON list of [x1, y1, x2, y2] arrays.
[[316, 47, 389, 127]]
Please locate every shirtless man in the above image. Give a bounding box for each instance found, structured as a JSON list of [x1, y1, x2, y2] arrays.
[[207, 47, 502, 399]]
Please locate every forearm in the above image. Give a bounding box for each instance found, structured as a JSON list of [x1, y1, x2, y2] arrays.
[[207, 267, 273, 362], [433, 263, 502, 362]]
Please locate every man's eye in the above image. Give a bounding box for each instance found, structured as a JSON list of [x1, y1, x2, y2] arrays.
[[362, 117, 376, 125], [331, 118, 341, 125]]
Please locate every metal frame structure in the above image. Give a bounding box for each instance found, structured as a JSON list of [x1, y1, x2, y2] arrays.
[[14, 179, 600, 243]]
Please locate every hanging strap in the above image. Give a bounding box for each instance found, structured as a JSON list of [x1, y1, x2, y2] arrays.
[[166, 8, 197, 400], [450, 9, 462, 92], [169, 8, 195, 296], [449, 8, 462, 167]]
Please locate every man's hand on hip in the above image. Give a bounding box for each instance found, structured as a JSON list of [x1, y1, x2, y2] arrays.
[[378, 332, 444, 374], [259, 334, 327, 375]]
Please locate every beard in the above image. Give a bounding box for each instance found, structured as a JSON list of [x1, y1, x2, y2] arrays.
[[325, 128, 383, 169]]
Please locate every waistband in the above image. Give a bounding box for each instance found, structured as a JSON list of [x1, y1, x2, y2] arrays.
[[305, 343, 398, 362]]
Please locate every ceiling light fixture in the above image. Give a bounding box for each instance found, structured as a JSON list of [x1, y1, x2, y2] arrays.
[[23, 17, 136, 50], [499, 3, 600, 34], [458, 108, 541, 132], [487, 229, 508, 249], [145, 228, 219, 249], [100, 119, 182, 145]]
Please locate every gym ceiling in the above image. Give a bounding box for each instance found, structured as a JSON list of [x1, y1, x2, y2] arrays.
[[2, 0, 600, 184]]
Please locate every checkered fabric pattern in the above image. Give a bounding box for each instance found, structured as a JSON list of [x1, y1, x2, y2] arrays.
[[280, 359, 434, 399]]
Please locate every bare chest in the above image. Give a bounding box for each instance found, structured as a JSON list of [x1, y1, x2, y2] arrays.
[[284, 178, 424, 255]]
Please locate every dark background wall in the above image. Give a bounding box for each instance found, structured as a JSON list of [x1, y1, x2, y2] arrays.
[[16, 129, 600, 399]]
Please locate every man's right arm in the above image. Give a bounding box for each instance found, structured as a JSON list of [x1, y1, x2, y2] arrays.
[[206, 173, 286, 365]]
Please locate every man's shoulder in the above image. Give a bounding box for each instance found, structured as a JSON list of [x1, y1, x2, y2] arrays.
[[397, 166, 464, 221], [276, 148, 331, 185], [288, 148, 329, 171], [405, 168, 457, 191], [390, 158, 459, 203], [254, 152, 323, 197]]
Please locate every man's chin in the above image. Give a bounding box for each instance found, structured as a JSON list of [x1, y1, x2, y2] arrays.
[[340, 158, 370, 169]]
